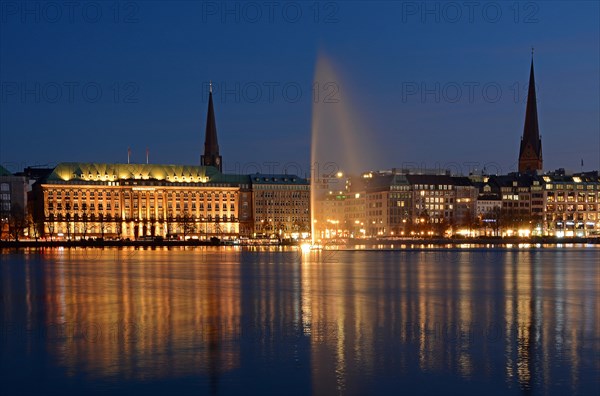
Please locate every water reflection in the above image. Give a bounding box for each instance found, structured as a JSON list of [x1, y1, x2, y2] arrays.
[[1, 248, 243, 394], [0, 247, 598, 395], [299, 249, 598, 395]]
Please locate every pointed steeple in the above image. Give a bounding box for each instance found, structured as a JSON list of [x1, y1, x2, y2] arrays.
[[201, 81, 223, 172], [518, 52, 543, 174]]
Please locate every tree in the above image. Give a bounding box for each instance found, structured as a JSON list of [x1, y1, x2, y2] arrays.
[[0, 203, 9, 240], [81, 211, 94, 239], [81, 213, 89, 239], [46, 213, 56, 241], [275, 222, 285, 237], [8, 203, 27, 241], [98, 214, 108, 239], [65, 213, 73, 240], [180, 211, 196, 239], [460, 212, 480, 237], [28, 205, 45, 241], [166, 210, 174, 237], [26, 213, 38, 241], [116, 221, 122, 240], [433, 218, 450, 237], [263, 220, 274, 237], [485, 207, 502, 237], [213, 217, 222, 236], [415, 210, 430, 236]]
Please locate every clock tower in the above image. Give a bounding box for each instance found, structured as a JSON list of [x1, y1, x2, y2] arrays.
[[201, 82, 223, 172]]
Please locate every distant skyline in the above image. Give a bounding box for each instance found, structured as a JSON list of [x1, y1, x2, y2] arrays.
[[1, 1, 598, 176]]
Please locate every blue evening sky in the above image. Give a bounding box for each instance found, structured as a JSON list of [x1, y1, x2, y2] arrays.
[[1, 1, 598, 176]]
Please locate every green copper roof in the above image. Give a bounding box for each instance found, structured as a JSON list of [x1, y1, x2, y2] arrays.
[[46, 162, 250, 185], [0, 165, 12, 176]]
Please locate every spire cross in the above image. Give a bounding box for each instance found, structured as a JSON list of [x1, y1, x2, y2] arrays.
[[209, 80, 213, 93], [531, 47, 534, 56]]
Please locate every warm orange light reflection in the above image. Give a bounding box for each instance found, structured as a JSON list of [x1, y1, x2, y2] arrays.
[[1, 247, 596, 394], [37, 247, 241, 380]]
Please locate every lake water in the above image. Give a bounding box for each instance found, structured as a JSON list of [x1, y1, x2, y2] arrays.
[[1, 247, 598, 395]]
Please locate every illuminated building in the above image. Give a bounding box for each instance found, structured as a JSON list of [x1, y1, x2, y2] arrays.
[[406, 174, 478, 230], [475, 171, 600, 237], [0, 165, 28, 239], [312, 165, 599, 239], [250, 174, 310, 238], [360, 173, 412, 237], [342, 192, 366, 238], [36, 163, 251, 239], [541, 171, 600, 237], [313, 192, 346, 239], [476, 193, 502, 216], [313, 172, 413, 238], [32, 88, 308, 240], [315, 170, 478, 238]]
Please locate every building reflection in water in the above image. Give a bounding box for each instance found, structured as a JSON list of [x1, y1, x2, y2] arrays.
[[2, 247, 241, 388], [300, 248, 599, 395], [1, 247, 598, 395]]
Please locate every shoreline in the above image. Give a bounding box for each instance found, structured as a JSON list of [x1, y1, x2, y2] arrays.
[[1, 236, 598, 249]]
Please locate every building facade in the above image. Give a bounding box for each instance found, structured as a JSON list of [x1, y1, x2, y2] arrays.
[[0, 165, 28, 239], [541, 171, 600, 237], [312, 168, 600, 239], [250, 174, 310, 238], [30, 88, 309, 241], [35, 163, 251, 240]]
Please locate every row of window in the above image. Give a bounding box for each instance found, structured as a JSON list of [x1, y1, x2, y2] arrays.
[[546, 184, 597, 190], [546, 204, 598, 212], [48, 213, 238, 222], [48, 222, 233, 235], [49, 195, 237, 204], [255, 208, 307, 215], [253, 185, 308, 191], [47, 206, 237, 217], [47, 189, 238, 199], [165, 203, 236, 211], [503, 202, 529, 208], [547, 192, 597, 203], [418, 204, 453, 211], [390, 185, 410, 191], [414, 184, 453, 191], [254, 200, 307, 207], [256, 191, 308, 198], [254, 218, 309, 229], [48, 202, 119, 211], [389, 192, 411, 198], [418, 190, 453, 197], [49, 202, 240, 211]]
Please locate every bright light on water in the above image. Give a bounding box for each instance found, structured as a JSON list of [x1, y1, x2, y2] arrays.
[[0, 247, 598, 395]]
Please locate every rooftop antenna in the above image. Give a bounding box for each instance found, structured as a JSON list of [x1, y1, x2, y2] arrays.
[[127, 147, 131, 164], [146, 147, 149, 164]]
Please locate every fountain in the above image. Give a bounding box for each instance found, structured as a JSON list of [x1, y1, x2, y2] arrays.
[[310, 52, 375, 246]]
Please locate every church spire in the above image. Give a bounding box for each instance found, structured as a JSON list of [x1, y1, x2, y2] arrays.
[[518, 52, 543, 174], [201, 81, 222, 171]]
